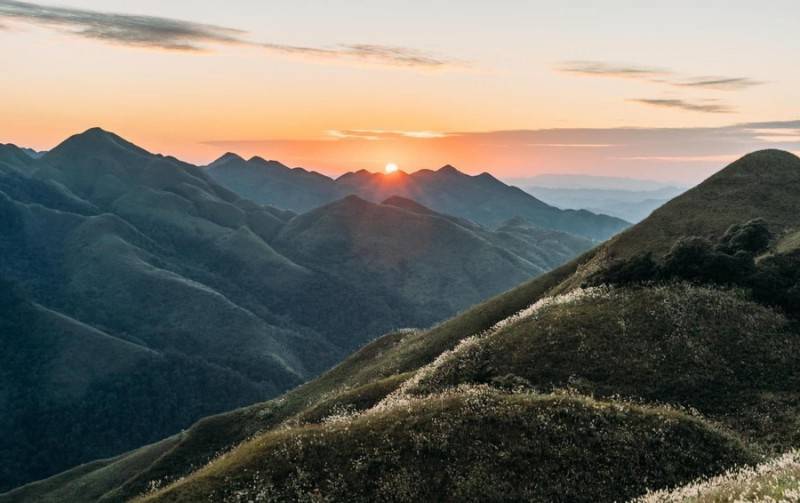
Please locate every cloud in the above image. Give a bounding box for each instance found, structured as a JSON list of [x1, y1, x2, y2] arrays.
[[327, 129, 450, 140], [0, 0, 457, 68], [558, 61, 669, 79], [630, 98, 734, 114], [557, 60, 763, 91], [675, 77, 763, 90], [525, 143, 615, 148], [260, 43, 454, 68], [0, 0, 243, 51], [741, 120, 800, 129]]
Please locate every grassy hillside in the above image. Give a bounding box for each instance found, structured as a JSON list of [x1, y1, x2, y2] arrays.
[[0, 129, 593, 492], [0, 260, 581, 502], [6, 149, 800, 502], [605, 150, 800, 259], [141, 390, 753, 503], [637, 451, 800, 502], [556, 149, 800, 291]]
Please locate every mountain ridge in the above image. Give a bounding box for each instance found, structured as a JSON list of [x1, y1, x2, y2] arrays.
[[10, 149, 799, 502], [9, 148, 800, 501], [0, 127, 595, 492], [205, 154, 630, 241]]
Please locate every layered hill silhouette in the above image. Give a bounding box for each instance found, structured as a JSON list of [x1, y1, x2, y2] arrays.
[[10, 150, 800, 502], [0, 128, 593, 492], [206, 155, 630, 241]]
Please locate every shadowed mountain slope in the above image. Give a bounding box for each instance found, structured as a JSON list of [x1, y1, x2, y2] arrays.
[[0, 128, 592, 492], [206, 156, 630, 241], [11, 150, 800, 502]]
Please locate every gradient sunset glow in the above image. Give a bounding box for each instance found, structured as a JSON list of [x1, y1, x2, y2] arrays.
[[1, 0, 799, 183]]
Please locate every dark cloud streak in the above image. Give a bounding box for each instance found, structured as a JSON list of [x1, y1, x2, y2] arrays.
[[558, 60, 764, 92], [558, 61, 669, 79], [260, 43, 453, 68], [0, 0, 456, 68], [631, 98, 735, 114], [0, 0, 243, 51], [675, 77, 763, 90]]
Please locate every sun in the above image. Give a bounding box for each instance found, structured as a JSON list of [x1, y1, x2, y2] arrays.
[[384, 163, 399, 174]]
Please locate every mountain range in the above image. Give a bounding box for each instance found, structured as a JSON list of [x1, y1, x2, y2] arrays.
[[206, 154, 630, 241], [521, 185, 686, 222], [6, 149, 800, 502], [0, 128, 595, 492]]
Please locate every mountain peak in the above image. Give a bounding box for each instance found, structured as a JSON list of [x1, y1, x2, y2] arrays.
[[213, 152, 245, 165], [340, 194, 369, 205], [715, 149, 800, 181], [437, 164, 462, 175], [381, 195, 436, 215], [46, 127, 149, 161], [248, 156, 290, 170]]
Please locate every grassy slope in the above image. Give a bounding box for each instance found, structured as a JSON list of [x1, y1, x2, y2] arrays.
[[637, 451, 800, 502], [403, 285, 800, 450], [142, 391, 753, 503], [2, 128, 598, 492], [6, 149, 800, 502], [0, 257, 581, 502], [557, 149, 800, 292]]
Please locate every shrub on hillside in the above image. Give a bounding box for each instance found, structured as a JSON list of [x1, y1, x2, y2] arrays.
[[587, 218, 800, 318], [717, 218, 772, 255]]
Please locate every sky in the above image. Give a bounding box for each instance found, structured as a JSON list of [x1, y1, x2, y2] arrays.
[[1, 0, 799, 183]]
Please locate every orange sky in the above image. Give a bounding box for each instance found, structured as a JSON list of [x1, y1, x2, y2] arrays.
[[1, 1, 799, 183]]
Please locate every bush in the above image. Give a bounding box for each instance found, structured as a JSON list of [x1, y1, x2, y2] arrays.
[[717, 218, 772, 255], [587, 218, 800, 317]]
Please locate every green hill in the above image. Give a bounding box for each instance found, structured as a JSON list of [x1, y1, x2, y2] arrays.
[[6, 149, 800, 502], [635, 451, 800, 502], [0, 129, 592, 492]]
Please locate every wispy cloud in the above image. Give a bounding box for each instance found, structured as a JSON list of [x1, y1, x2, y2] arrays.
[[557, 60, 763, 92], [558, 61, 669, 79], [263, 44, 454, 68], [0, 0, 243, 51], [558, 61, 762, 115], [327, 129, 450, 140], [742, 120, 800, 130], [525, 143, 615, 148], [674, 77, 763, 90], [630, 98, 735, 114], [0, 0, 458, 68]]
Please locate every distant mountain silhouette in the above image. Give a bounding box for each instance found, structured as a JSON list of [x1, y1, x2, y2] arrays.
[[0, 128, 592, 491], [205, 156, 630, 241], [523, 185, 686, 222]]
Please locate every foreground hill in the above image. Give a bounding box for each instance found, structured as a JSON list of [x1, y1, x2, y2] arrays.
[[0, 129, 591, 492], [9, 150, 800, 502], [206, 155, 630, 241], [636, 451, 800, 502]]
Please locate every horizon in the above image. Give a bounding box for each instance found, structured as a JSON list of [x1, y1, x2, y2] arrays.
[[4, 124, 798, 189], [2, 1, 799, 184]]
